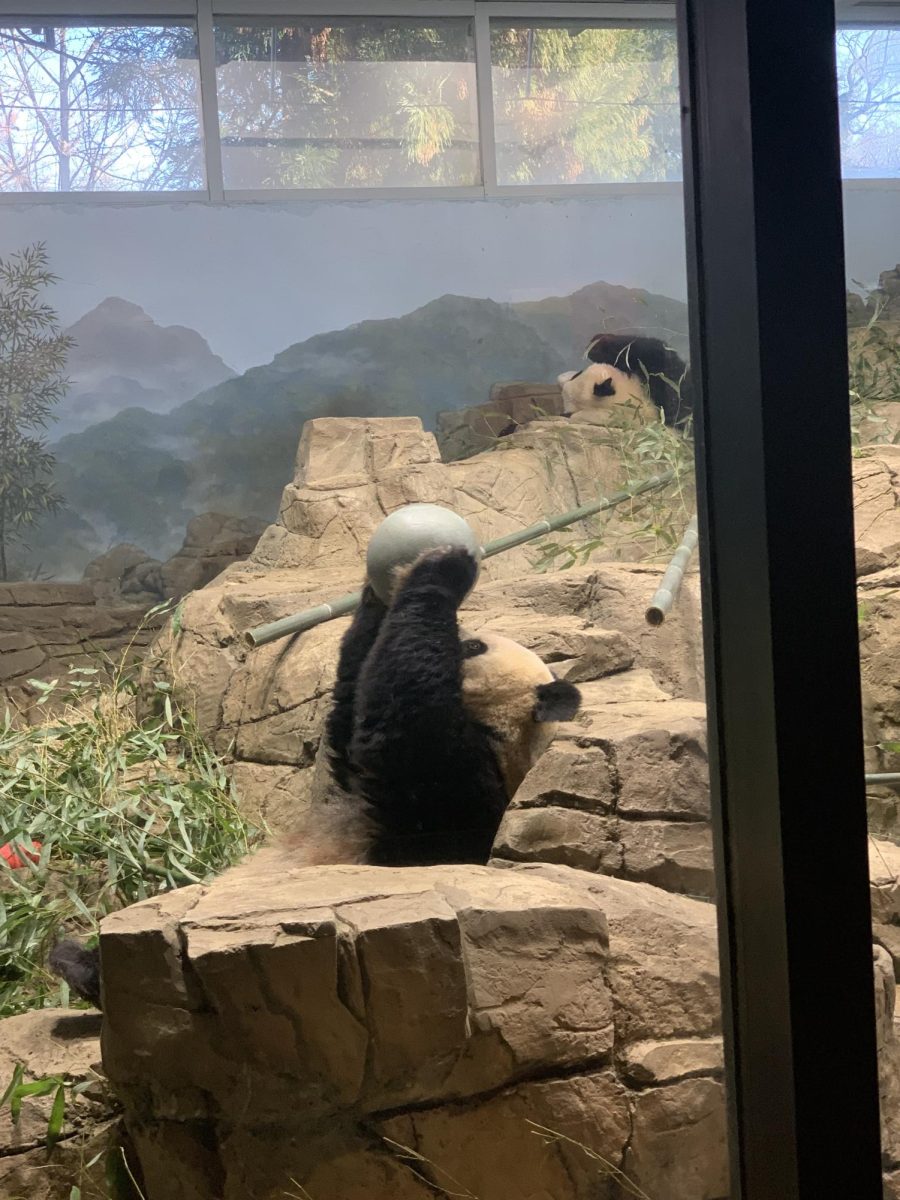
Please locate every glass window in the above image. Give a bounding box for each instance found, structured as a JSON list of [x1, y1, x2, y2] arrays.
[[214, 18, 479, 191], [0, 24, 204, 193], [837, 26, 900, 179], [489, 20, 680, 186]]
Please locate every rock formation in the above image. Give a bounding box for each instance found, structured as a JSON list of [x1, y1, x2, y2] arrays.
[[83, 512, 267, 606], [436, 380, 566, 461], [9, 415, 900, 1199], [0, 513, 266, 717], [99, 860, 727, 1200]]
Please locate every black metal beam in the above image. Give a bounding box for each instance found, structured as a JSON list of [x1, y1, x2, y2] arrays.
[[675, 2, 883, 1197]]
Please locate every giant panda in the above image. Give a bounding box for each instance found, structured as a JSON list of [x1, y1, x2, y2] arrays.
[[574, 333, 693, 431], [50, 546, 581, 1006], [557, 361, 660, 429]]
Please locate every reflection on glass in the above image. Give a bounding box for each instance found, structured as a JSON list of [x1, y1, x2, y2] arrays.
[[490, 21, 680, 186], [0, 25, 203, 192], [837, 27, 900, 179], [215, 19, 479, 190]]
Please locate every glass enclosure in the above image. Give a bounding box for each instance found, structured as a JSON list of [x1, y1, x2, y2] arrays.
[[0, 1, 895, 1198]]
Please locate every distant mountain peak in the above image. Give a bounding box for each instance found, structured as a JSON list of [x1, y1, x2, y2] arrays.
[[55, 297, 237, 441], [81, 296, 149, 320]]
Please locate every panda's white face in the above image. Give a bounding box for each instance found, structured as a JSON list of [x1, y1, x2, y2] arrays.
[[558, 362, 658, 427], [459, 630, 578, 797]]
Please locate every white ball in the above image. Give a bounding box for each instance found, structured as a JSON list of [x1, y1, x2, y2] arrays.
[[366, 504, 482, 603]]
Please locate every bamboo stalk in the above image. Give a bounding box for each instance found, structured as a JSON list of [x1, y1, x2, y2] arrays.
[[244, 471, 675, 648], [645, 514, 699, 627]]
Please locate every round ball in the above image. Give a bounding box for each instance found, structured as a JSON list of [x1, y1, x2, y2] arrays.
[[366, 504, 482, 603]]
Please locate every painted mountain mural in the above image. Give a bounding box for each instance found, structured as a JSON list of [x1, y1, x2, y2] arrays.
[[27, 283, 688, 579], [58, 298, 236, 438]]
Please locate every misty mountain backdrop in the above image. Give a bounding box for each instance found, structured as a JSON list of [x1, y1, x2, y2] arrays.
[[58, 298, 236, 439], [28, 282, 688, 579]]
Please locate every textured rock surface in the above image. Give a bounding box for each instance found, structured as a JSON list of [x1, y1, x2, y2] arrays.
[[100, 861, 728, 1200], [248, 414, 652, 577], [0, 1008, 115, 1200], [435, 380, 565, 461], [494, 689, 712, 895], [1, 512, 265, 719], [84, 512, 267, 606], [855, 450, 900, 810], [0, 584, 161, 720]]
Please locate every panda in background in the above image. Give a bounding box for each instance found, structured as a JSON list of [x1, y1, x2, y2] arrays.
[[50, 547, 581, 1008], [557, 360, 660, 430], [569, 332, 693, 432]]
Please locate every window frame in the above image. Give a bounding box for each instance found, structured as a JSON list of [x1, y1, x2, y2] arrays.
[[677, 0, 884, 1194], [2, 0, 897, 202]]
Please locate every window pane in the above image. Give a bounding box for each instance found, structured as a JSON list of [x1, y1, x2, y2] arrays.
[[837, 26, 900, 179], [0, 24, 203, 193], [215, 18, 479, 190], [490, 20, 680, 186]]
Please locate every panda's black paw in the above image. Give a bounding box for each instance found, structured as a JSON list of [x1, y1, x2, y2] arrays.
[[404, 546, 479, 604], [360, 582, 388, 613]]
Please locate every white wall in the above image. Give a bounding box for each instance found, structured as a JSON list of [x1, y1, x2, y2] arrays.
[[0, 183, 894, 370], [1, 192, 688, 370]]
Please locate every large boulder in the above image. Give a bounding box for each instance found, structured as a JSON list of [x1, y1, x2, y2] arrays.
[[435, 380, 566, 461], [249, 413, 654, 576], [494, 687, 712, 896], [99, 860, 727, 1200], [94, 857, 900, 1200]]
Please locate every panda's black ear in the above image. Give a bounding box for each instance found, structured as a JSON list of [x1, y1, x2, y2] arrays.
[[592, 378, 616, 398], [534, 680, 581, 722]]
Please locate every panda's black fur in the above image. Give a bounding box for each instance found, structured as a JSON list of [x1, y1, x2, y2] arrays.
[[327, 545, 579, 865], [50, 547, 581, 1009], [584, 333, 693, 431]]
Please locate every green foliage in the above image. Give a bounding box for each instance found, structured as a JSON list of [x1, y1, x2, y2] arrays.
[[215, 20, 477, 189], [0, 639, 258, 1018], [0, 1064, 93, 1153], [534, 407, 695, 571], [490, 23, 678, 185], [0, 243, 72, 580]]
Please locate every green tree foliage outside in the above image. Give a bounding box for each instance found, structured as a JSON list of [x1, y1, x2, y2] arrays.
[[0, 243, 71, 580], [215, 18, 479, 189], [490, 22, 680, 185]]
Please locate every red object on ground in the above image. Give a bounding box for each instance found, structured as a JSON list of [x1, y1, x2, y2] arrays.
[[0, 841, 42, 869]]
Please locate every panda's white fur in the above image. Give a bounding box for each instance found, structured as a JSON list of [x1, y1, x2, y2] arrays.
[[558, 362, 659, 428], [281, 628, 565, 867], [458, 629, 559, 796]]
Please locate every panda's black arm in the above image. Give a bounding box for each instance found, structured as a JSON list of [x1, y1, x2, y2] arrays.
[[349, 548, 509, 864], [325, 583, 387, 788], [349, 549, 483, 780]]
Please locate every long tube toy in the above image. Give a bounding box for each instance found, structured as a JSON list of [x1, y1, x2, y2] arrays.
[[244, 470, 676, 648], [645, 514, 699, 626]]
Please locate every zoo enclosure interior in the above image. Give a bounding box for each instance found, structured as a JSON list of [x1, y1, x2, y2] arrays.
[[0, 0, 896, 1198]]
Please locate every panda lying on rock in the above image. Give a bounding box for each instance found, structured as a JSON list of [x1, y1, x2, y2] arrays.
[[513, 333, 692, 435], [50, 547, 581, 1008]]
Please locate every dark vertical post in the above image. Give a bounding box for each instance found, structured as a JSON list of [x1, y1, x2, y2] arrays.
[[675, 2, 882, 1197]]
